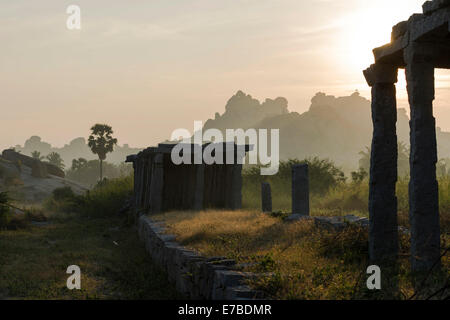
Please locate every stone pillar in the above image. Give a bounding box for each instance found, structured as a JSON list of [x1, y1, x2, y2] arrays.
[[363, 63, 399, 264], [193, 164, 205, 210], [292, 164, 309, 216], [230, 164, 242, 210], [261, 182, 272, 213], [149, 153, 164, 214], [404, 46, 441, 271]]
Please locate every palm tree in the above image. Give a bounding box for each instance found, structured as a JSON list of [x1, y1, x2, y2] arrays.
[[88, 124, 117, 181], [46, 152, 65, 170], [31, 151, 44, 161]]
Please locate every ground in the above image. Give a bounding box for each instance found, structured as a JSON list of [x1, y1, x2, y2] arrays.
[[0, 213, 181, 299], [153, 209, 450, 300]]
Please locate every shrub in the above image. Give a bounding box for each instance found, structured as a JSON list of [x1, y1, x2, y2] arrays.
[[0, 192, 10, 228], [242, 157, 346, 211], [45, 176, 133, 218], [80, 175, 133, 217], [52, 186, 75, 201]]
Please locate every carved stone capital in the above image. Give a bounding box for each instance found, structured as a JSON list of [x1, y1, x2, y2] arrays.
[[363, 64, 398, 87]]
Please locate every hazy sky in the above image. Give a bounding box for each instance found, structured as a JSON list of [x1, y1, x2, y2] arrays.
[[1, 0, 449, 150]]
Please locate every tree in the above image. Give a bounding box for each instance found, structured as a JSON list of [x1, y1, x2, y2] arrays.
[[31, 151, 44, 160], [88, 124, 117, 181], [71, 158, 88, 171], [46, 152, 65, 170], [358, 142, 410, 178]]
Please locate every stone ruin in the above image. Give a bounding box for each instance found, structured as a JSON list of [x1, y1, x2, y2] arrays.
[[1, 149, 65, 178], [126, 143, 250, 214], [363, 0, 450, 271]]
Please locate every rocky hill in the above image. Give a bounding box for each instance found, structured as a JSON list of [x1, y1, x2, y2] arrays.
[[203, 90, 450, 172], [0, 151, 86, 203]]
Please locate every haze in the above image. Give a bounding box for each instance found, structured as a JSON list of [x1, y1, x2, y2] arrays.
[[1, 0, 449, 150]]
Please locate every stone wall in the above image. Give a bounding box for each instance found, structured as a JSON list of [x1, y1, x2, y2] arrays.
[[138, 215, 264, 300]]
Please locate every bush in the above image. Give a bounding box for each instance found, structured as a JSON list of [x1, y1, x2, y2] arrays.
[[45, 176, 133, 218], [80, 175, 133, 217], [0, 192, 10, 228], [242, 157, 346, 211], [52, 186, 75, 201]]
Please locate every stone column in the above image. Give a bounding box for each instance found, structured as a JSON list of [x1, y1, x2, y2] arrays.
[[363, 63, 399, 264], [261, 182, 272, 213], [404, 46, 441, 271], [230, 164, 242, 210], [292, 164, 309, 216], [149, 153, 164, 214], [193, 164, 205, 210]]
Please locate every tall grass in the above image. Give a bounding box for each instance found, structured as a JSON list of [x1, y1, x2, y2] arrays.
[[243, 162, 450, 233], [243, 158, 346, 212]]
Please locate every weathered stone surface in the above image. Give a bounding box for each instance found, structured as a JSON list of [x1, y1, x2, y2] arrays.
[[392, 21, 408, 40], [137, 215, 263, 300], [230, 164, 243, 210], [285, 214, 312, 222], [404, 46, 441, 271], [291, 164, 309, 216], [372, 4, 450, 66], [364, 2, 446, 274], [261, 182, 272, 213], [149, 154, 164, 214], [314, 215, 369, 231], [423, 0, 450, 15], [367, 64, 399, 264], [31, 160, 48, 178]]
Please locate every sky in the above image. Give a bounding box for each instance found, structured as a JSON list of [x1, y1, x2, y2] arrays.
[[1, 0, 449, 150]]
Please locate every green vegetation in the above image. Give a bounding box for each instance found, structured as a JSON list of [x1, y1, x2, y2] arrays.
[[66, 158, 132, 187], [46, 152, 65, 170], [243, 158, 347, 213], [0, 177, 180, 299], [44, 175, 133, 219], [31, 151, 44, 161], [0, 214, 181, 299]]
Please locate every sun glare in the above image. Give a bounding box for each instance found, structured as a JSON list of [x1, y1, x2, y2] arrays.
[[340, 1, 423, 71]]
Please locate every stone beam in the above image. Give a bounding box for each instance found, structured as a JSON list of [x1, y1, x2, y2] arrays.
[[373, 6, 449, 66], [423, 0, 450, 15]]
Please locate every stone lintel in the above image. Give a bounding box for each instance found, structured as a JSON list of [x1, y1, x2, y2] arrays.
[[423, 0, 450, 15], [409, 8, 450, 42], [363, 64, 398, 87], [373, 35, 408, 66], [392, 21, 408, 41], [372, 7, 449, 65]]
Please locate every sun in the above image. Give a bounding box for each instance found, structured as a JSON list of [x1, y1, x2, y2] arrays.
[[339, 1, 423, 71]]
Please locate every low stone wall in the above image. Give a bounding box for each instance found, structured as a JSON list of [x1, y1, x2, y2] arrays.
[[138, 215, 264, 300]]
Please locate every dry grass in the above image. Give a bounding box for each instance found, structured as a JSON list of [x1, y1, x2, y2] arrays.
[[153, 209, 449, 300]]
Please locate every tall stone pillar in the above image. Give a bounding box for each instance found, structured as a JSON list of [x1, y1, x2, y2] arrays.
[[261, 182, 272, 213], [193, 164, 205, 211], [404, 46, 441, 271], [363, 63, 399, 264], [149, 153, 164, 214], [292, 164, 309, 216]]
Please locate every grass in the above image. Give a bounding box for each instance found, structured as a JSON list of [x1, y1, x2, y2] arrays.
[[0, 176, 182, 300], [0, 213, 182, 299], [153, 209, 449, 300]]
